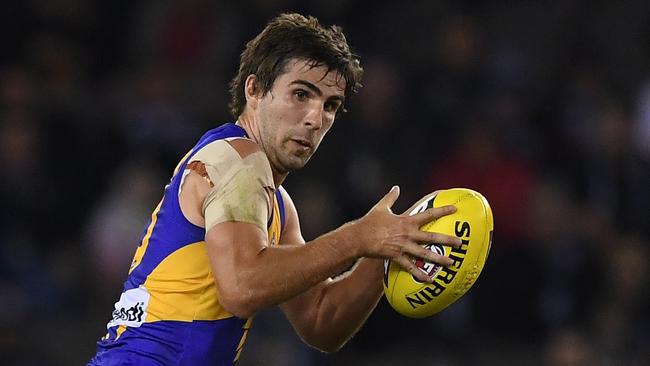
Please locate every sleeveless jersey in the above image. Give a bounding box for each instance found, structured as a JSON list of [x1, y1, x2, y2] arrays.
[[89, 123, 286, 366]]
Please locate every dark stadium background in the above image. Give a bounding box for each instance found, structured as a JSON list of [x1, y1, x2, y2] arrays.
[[2, 1, 649, 365]]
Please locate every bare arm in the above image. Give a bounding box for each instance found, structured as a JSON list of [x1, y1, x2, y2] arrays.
[[205, 218, 362, 319], [280, 256, 386, 352], [205, 184, 458, 319], [278, 188, 449, 352]]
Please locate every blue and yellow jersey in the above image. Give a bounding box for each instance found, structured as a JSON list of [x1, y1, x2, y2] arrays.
[[90, 123, 285, 365]]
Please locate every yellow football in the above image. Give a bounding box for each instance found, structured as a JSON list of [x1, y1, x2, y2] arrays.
[[383, 188, 494, 318]]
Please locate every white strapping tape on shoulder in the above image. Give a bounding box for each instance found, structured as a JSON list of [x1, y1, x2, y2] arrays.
[[190, 140, 274, 232]]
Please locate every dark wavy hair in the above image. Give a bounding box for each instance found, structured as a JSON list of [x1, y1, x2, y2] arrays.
[[228, 13, 363, 118]]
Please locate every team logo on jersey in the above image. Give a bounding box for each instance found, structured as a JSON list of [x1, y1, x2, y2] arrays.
[[107, 286, 150, 329], [412, 243, 444, 282]]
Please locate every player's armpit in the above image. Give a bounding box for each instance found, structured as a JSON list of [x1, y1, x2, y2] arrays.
[[178, 168, 213, 227], [276, 186, 305, 245], [191, 139, 275, 233]]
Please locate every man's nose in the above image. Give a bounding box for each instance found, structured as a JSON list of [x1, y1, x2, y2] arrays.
[[303, 103, 324, 130]]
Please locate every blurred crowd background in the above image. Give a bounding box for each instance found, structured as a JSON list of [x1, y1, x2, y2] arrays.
[[2, 0, 650, 365]]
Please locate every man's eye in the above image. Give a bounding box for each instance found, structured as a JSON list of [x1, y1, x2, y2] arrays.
[[324, 101, 341, 113], [294, 90, 308, 100]]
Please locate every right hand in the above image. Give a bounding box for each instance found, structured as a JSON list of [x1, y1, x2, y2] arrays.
[[352, 186, 462, 282]]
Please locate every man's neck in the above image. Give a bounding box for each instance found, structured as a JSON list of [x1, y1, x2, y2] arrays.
[[235, 116, 288, 187], [235, 117, 257, 143]]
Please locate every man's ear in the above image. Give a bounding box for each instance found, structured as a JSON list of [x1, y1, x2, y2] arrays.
[[244, 75, 261, 110]]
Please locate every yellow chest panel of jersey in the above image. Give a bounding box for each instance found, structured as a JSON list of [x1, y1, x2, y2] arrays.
[[137, 192, 283, 323]]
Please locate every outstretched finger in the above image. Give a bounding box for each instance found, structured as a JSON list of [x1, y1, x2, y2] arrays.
[[374, 185, 400, 212], [410, 205, 456, 225], [411, 230, 462, 248]]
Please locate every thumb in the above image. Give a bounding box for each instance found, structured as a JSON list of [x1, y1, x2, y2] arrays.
[[376, 185, 400, 212]]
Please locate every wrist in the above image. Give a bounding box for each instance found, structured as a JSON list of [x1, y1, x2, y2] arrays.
[[329, 219, 365, 259]]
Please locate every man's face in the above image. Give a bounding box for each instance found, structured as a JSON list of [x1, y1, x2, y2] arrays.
[[255, 59, 346, 174]]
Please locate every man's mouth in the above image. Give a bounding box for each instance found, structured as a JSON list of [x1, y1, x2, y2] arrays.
[[291, 138, 312, 149]]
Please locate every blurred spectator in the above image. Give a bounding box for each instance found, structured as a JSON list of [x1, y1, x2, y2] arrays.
[[339, 57, 405, 216], [590, 235, 650, 364], [543, 328, 597, 366], [425, 120, 536, 247], [527, 178, 601, 333], [571, 101, 650, 237], [634, 76, 650, 158], [413, 14, 485, 142], [112, 62, 202, 163], [82, 160, 166, 298], [0, 113, 46, 238]]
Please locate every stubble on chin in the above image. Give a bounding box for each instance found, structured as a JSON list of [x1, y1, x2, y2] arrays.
[[279, 145, 312, 172]]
